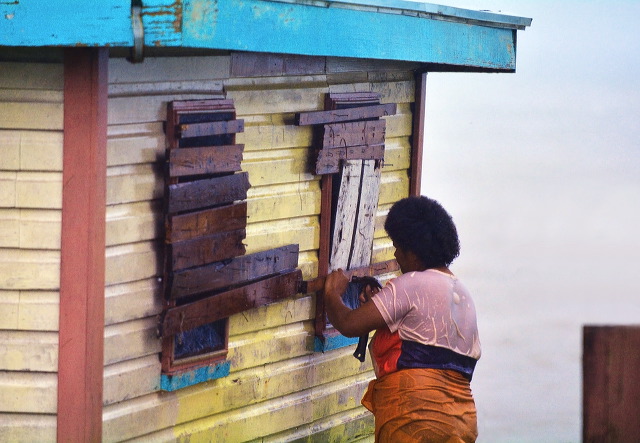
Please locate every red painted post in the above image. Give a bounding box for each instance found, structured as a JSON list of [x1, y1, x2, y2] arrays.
[[58, 48, 108, 442]]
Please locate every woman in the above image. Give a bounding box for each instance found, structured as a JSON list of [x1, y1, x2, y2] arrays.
[[324, 196, 481, 442]]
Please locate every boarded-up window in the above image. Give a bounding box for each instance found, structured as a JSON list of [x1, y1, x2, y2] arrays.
[[297, 93, 399, 352], [159, 98, 301, 389]]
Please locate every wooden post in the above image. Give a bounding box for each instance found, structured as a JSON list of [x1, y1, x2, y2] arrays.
[[410, 71, 427, 196], [583, 325, 640, 442], [58, 48, 108, 442]]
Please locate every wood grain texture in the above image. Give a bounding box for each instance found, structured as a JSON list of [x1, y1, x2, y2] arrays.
[[169, 144, 243, 177], [167, 172, 250, 214], [167, 202, 247, 243], [169, 244, 299, 299], [296, 103, 396, 126], [160, 269, 302, 336], [178, 119, 244, 139], [58, 48, 107, 442], [583, 325, 640, 442], [322, 120, 385, 149], [169, 229, 246, 271]]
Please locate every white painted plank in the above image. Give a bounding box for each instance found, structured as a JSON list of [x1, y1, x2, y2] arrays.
[[0, 412, 56, 443], [0, 371, 57, 413], [0, 330, 57, 372], [103, 355, 161, 406], [105, 278, 163, 326], [350, 160, 381, 268], [104, 317, 162, 365]]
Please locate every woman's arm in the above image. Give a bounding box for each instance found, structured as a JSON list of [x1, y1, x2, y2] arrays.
[[324, 269, 387, 337]]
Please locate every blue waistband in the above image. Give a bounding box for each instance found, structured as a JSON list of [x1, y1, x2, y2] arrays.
[[397, 341, 478, 381]]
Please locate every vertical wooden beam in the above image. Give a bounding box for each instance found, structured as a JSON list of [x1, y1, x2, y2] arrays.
[[583, 325, 640, 442], [410, 71, 427, 196], [58, 48, 108, 442]]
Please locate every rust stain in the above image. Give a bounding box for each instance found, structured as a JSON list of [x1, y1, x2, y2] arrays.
[[143, 0, 183, 33]]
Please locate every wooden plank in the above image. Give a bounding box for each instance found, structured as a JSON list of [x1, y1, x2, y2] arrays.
[[410, 71, 426, 196], [323, 120, 385, 148], [329, 160, 363, 271], [178, 119, 244, 139], [0, 330, 58, 372], [350, 160, 381, 267], [168, 144, 243, 177], [58, 48, 107, 443], [230, 52, 326, 77], [104, 317, 162, 365], [328, 92, 381, 105], [0, 372, 57, 414], [160, 269, 302, 336], [296, 103, 396, 125], [169, 229, 246, 271], [169, 244, 299, 299], [583, 325, 640, 442], [167, 202, 247, 243], [316, 145, 384, 175], [167, 172, 250, 214]]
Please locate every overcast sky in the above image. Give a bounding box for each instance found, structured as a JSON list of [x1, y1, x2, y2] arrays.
[[416, 1, 640, 441]]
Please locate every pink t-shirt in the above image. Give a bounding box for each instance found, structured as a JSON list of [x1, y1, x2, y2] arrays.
[[371, 269, 481, 361]]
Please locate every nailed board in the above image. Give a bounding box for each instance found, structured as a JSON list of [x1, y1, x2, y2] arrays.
[[169, 244, 300, 300], [162, 98, 302, 375], [295, 93, 394, 174], [160, 269, 303, 336], [296, 92, 391, 339]]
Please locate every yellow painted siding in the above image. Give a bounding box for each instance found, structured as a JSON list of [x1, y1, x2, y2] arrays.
[[100, 55, 414, 442], [0, 61, 62, 436]]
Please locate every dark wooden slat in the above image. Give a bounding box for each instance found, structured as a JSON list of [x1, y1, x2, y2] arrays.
[[160, 269, 303, 336], [315, 149, 345, 175], [169, 144, 244, 177], [178, 119, 244, 139], [328, 92, 381, 105], [296, 103, 396, 126], [169, 244, 300, 299], [167, 172, 250, 214], [167, 98, 231, 150], [323, 120, 386, 148], [346, 144, 385, 160], [315, 144, 385, 175], [583, 325, 640, 442], [231, 52, 326, 77], [170, 229, 246, 271], [167, 202, 247, 243]]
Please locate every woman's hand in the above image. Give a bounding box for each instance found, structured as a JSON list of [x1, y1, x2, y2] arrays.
[[359, 284, 380, 304], [323, 269, 386, 337], [324, 269, 349, 301]]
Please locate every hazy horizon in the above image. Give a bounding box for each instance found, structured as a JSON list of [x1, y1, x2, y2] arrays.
[[420, 1, 640, 441]]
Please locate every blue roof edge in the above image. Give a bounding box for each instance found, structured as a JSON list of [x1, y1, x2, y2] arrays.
[[280, 0, 532, 30], [0, 0, 531, 71]]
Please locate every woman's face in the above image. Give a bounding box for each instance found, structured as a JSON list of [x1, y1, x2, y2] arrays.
[[393, 242, 418, 273]]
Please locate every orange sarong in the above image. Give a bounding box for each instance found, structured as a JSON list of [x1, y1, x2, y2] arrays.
[[361, 368, 478, 443]]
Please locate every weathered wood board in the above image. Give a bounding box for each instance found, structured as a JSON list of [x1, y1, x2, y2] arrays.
[[166, 202, 247, 243], [169, 244, 299, 299], [167, 172, 250, 214], [168, 144, 243, 177], [160, 269, 302, 336]]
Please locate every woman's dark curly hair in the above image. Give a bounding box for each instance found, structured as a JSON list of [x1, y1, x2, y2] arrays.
[[384, 196, 460, 268]]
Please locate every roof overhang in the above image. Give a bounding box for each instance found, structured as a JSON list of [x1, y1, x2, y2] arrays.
[[0, 0, 531, 71]]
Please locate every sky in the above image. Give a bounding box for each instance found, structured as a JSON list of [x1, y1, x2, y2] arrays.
[[417, 1, 640, 441]]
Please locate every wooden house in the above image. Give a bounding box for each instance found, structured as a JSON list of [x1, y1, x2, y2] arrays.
[[0, 1, 531, 441]]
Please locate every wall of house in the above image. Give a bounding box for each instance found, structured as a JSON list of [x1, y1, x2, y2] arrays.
[[0, 61, 63, 441], [0, 52, 415, 441]]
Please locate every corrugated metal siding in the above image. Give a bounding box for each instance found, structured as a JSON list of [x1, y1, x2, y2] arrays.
[[0, 61, 63, 442], [101, 55, 414, 442]]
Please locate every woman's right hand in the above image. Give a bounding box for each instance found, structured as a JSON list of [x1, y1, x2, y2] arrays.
[[324, 269, 349, 301]]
